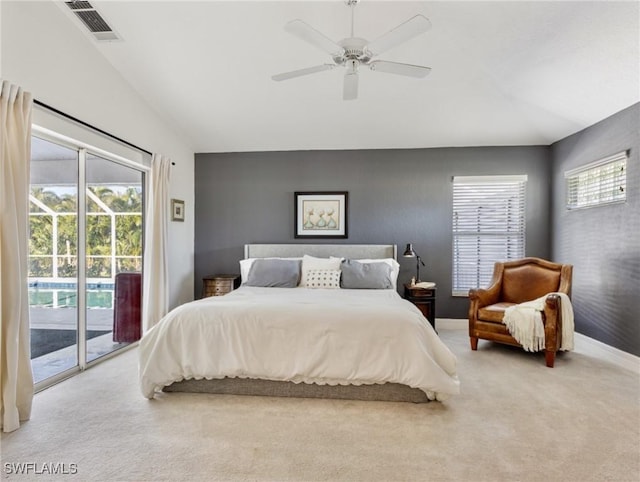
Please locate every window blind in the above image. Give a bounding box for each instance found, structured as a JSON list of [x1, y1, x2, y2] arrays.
[[565, 151, 627, 210], [452, 175, 527, 296]]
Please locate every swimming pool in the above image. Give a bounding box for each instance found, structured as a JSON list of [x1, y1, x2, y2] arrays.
[[28, 282, 114, 309]]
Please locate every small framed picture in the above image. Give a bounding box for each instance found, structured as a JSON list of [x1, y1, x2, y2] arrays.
[[294, 191, 348, 238], [171, 199, 185, 222]]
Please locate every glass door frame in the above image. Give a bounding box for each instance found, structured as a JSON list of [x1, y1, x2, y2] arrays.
[[32, 125, 149, 392]]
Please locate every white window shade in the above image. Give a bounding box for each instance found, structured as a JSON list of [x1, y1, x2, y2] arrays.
[[565, 151, 627, 210], [452, 175, 527, 296]]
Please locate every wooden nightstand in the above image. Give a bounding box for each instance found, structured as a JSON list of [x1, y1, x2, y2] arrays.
[[202, 274, 239, 298], [404, 284, 437, 330]]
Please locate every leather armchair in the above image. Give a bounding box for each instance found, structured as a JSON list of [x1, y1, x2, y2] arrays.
[[468, 257, 572, 367]]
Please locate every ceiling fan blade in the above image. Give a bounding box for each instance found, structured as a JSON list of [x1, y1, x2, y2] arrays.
[[343, 72, 359, 101], [365, 15, 431, 57], [284, 19, 345, 57], [369, 60, 431, 78], [272, 64, 336, 81]]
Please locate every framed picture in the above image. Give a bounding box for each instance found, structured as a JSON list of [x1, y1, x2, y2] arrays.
[[295, 191, 348, 238], [171, 199, 185, 222]]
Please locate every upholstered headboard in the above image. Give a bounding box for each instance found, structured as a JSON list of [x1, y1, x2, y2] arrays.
[[244, 244, 397, 260]]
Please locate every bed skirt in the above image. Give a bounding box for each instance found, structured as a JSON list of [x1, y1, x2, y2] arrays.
[[163, 378, 430, 403]]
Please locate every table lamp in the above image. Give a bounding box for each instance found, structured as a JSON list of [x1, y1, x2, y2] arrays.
[[403, 243, 425, 282]]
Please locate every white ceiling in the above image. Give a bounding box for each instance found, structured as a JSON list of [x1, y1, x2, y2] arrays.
[[80, 1, 639, 153]]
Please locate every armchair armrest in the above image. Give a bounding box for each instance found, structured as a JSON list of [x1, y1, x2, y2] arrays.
[[468, 281, 501, 309], [543, 294, 561, 351], [468, 280, 502, 326]]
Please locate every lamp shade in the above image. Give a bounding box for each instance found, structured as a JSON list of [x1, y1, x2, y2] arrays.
[[403, 243, 416, 257]]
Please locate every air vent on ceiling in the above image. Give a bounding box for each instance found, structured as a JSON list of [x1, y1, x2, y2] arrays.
[[65, 1, 120, 41]]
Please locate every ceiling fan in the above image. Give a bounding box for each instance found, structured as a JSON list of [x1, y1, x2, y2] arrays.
[[272, 0, 432, 101]]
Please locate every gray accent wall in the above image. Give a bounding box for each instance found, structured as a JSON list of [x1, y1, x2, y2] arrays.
[[195, 146, 551, 318], [551, 103, 640, 356]]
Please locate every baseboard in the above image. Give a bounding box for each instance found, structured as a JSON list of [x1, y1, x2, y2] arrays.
[[437, 318, 640, 373], [574, 332, 640, 374], [435, 318, 467, 330]]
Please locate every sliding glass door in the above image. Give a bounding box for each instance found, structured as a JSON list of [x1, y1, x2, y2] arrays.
[[29, 138, 79, 381], [85, 153, 144, 363], [29, 134, 146, 386]]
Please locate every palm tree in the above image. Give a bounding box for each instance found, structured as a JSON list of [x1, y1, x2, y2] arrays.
[[29, 184, 143, 279]]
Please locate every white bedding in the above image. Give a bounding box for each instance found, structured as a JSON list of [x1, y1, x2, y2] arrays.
[[139, 286, 460, 401]]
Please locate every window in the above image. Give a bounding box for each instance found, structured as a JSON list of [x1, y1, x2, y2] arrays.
[[565, 151, 627, 210], [452, 175, 527, 296]]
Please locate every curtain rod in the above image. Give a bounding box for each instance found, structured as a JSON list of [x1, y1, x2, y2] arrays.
[[34, 99, 163, 160]]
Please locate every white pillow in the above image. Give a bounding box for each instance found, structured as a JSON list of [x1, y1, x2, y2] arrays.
[[345, 258, 400, 289], [299, 255, 342, 287], [240, 257, 302, 285], [305, 269, 341, 289]]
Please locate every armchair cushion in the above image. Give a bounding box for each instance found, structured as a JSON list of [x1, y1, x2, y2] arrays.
[[478, 302, 516, 323]]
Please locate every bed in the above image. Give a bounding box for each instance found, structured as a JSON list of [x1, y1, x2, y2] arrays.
[[139, 244, 460, 402]]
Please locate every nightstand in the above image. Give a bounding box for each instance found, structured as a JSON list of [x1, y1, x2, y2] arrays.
[[202, 274, 240, 298], [404, 284, 437, 330]]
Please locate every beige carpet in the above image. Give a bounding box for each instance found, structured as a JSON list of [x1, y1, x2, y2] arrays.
[[1, 326, 639, 482]]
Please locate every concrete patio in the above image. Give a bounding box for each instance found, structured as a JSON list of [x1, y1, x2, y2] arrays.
[[30, 306, 134, 383]]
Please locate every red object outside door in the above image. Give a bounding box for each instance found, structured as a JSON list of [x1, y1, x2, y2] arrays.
[[113, 272, 141, 342]]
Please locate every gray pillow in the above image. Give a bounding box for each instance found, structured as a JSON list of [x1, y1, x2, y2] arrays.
[[245, 259, 301, 288], [340, 259, 393, 289]]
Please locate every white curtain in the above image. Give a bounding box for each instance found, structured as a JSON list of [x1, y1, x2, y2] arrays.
[[0, 80, 34, 432], [142, 153, 172, 331]]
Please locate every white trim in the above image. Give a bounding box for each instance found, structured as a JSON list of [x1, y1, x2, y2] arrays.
[[574, 333, 639, 374], [452, 174, 528, 183], [564, 150, 629, 177], [77, 149, 88, 369], [452, 291, 469, 298], [435, 318, 467, 330], [438, 319, 639, 374], [33, 125, 149, 173]]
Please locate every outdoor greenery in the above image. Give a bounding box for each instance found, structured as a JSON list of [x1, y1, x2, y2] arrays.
[[29, 186, 143, 278]]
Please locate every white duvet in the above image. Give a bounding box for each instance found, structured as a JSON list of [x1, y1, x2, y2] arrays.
[[139, 286, 460, 401]]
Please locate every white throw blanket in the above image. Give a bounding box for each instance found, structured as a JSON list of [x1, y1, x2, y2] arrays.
[[502, 292, 574, 352]]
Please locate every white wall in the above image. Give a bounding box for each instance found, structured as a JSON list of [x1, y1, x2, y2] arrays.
[[1, 0, 195, 310]]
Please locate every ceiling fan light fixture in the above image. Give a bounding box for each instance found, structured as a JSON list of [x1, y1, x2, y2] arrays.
[[343, 71, 359, 101]]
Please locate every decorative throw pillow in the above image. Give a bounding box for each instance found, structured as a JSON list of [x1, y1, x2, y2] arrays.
[[245, 259, 301, 288], [341, 259, 394, 289], [349, 258, 400, 289], [305, 269, 341, 289], [240, 257, 302, 285], [299, 255, 342, 287]]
